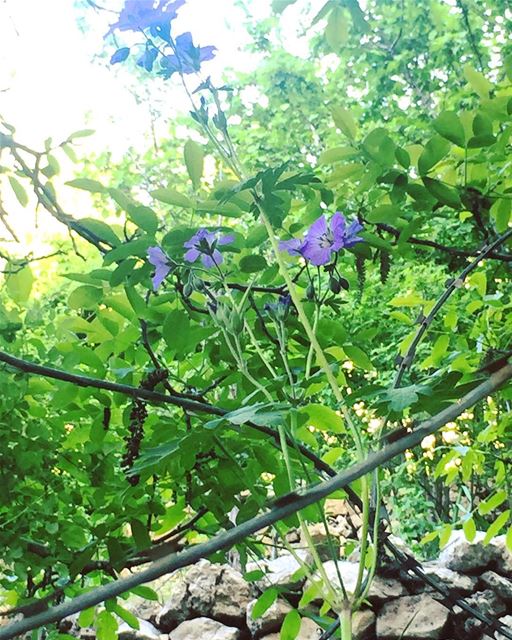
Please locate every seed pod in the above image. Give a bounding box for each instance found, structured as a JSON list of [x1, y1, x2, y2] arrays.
[[329, 277, 342, 294], [230, 310, 244, 334]]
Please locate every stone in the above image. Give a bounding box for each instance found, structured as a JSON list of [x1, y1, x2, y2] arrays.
[[353, 609, 376, 640], [367, 573, 407, 603], [156, 560, 251, 631], [438, 530, 498, 574], [496, 615, 512, 640], [481, 570, 512, 602], [246, 597, 292, 638], [260, 616, 323, 639], [304, 523, 342, 561], [493, 535, 512, 578], [169, 617, 241, 640], [420, 561, 477, 594], [376, 593, 449, 639], [118, 619, 161, 640], [246, 550, 312, 590], [452, 589, 507, 638]]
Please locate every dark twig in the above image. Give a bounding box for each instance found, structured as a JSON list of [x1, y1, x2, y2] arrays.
[[394, 228, 512, 387]]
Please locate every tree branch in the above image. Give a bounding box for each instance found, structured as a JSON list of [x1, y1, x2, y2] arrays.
[[1, 363, 510, 640]]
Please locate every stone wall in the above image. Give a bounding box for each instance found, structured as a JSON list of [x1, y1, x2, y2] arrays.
[[57, 528, 512, 640]]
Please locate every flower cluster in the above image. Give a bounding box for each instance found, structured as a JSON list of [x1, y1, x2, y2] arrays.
[[148, 228, 233, 290], [107, 0, 216, 77], [279, 212, 363, 266]]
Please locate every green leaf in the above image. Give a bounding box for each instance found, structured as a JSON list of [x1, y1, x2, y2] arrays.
[[130, 519, 151, 551], [417, 136, 450, 175], [239, 255, 267, 273], [318, 146, 356, 164], [6, 265, 33, 303], [472, 112, 493, 137], [490, 198, 511, 233], [433, 111, 466, 147], [366, 204, 401, 224], [126, 205, 158, 235], [112, 604, 139, 629], [68, 285, 103, 310], [163, 309, 191, 354], [343, 344, 374, 371], [332, 106, 357, 140], [280, 609, 301, 640], [463, 517, 477, 543], [483, 510, 510, 544], [506, 526, 512, 553], [66, 178, 106, 193], [478, 490, 508, 516], [385, 384, 430, 411], [184, 140, 204, 189], [69, 129, 95, 139], [96, 610, 118, 640], [463, 64, 493, 98], [103, 237, 150, 265], [325, 6, 348, 51], [128, 585, 159, 601], [79, 218, 121, 247], [422, 177, 461, 209], [252, 588, 278, 619], [151, 188, 193, 208], [78, 607, 96, 628], [299, 404, 345, 434], [8, 176, 28, 207]]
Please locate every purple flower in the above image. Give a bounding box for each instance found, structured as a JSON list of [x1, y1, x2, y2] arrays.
[[264, 294, 292, 320], [106, 0, 185, 36], [279, 237, 307, 257], [137, 45, 159, 71], [161, 32, 216, 78], [279, 213, 364, 267], [183, 229, 234, 268], [148, 246, 172, 290]]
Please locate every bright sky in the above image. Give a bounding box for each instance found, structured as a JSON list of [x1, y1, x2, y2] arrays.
[[0, 0, 280, 252]]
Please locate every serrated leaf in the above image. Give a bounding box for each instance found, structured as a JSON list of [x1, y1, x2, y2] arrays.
[[433, 111, 466, 147], [184, 140, 204, 189]]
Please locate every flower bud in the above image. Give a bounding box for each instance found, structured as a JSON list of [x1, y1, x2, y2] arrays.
[[229, 310, 244, 334], [183, 283, 193, 298], [306, 283, 315, 300]]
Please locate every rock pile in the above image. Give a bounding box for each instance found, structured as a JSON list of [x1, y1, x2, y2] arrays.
[[56, 529, 511, 640]]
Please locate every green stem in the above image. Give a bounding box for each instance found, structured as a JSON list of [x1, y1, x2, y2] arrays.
[[305, 305, 320, 379], [340, 603, 352, 640]]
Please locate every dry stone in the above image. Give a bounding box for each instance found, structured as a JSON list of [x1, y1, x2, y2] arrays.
[[353, 609, 376, 640], [377, 593, 449, 639], [246, 597, 292, 638], [452, 589, 507, 638], [156, 559, 251, 631], [118, 619, 162, 640], [420, 561, 477, 594], [438, 530, 498, 574], [493, 536, 512, 578], [481, 571, 512, 602], [260, 616, 323, 639], [169, 617, 241, 640], [246, 549, 312, 590]]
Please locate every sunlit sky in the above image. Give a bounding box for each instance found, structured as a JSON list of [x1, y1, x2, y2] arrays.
[[1, 0, 312, 253]]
